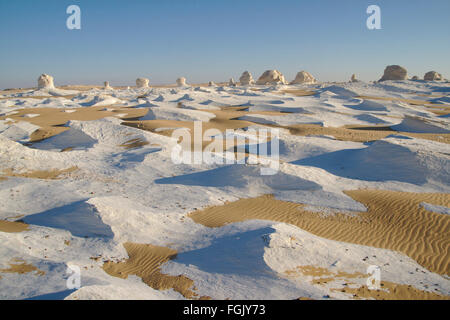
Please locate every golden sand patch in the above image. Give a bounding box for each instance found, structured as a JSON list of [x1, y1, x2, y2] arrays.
[[0, 258, 45, 276], [1, 166, 78, 180], [123, 106, 283, 156], [280, 89, 316, 97], [358, 95, 450, 116], [0, 220, 29, 233], [286, 265, 448, 300], [274, 123, 450, 144], [0, 95, 78, 101], [188, 190, 450, 276], [0, 106, 148, 142], [332, 281, 448, 300], [118, 138, 149, 149], [103, 243, 210, 299]]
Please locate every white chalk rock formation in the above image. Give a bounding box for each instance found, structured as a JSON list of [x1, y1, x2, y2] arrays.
[[290, 71, 317, 84], [208, 81, 216, 87], [411, 76, 419, 81], [176, 77, 187, 87], [379, 65, 408, 81], [104, 81, 113, 90], [424, 71, 443, 81], [136, 78, 149, 88], [37, 74, 55, 89], [256, 70, 287, 85], [228, 78, 236, 87], [350, 74, 358, 82], [239, 71, 255, 85]]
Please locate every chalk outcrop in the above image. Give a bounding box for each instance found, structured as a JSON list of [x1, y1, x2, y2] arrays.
[[239, 71, 255, 86], [228, 78, 236, 87], [411, 76, 419, 81], [37, 74, 55, 89], [136, 78, 149, 88], [290, 71, 317, 84], [176, 77, 187, 87], [256, 70, 287, 85], [379, 65, 408, 81], [104, 81, 113, 90], [424, 71, 443, 81], [350, 74, 358, 82], [208, 81, 216, 87]]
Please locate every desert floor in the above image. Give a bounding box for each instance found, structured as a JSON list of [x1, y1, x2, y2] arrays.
[[0, 80, 449, 300]]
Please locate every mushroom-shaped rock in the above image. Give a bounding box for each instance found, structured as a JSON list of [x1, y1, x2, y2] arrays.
[[176, 77, 187, 87], [104, 81, 113, 90], [424, 71, 443, 81], [256, 70, 287, 85], [379, 65, 408, 81], [37, 74, 55, 89], [136, 78, 149, 88], [290, 71, 317, 84], [239, 71, 255, 85], [228, 78, 236, 87]]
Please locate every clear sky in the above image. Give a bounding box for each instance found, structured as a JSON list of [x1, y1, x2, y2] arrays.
[[1, 0, 449, 88]]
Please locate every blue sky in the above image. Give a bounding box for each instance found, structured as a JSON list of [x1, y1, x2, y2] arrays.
[[1, 0, 449, 88]]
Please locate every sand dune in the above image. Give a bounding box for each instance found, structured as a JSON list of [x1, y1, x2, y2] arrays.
[[358, 95, 450, 116], [189, 190, 450, 276], [0, 220, 29, 233], [1, 166, 78, 180], [0, 106, 148, 142], [285, 265, 448, 300], [275, 123, 450, 144], [103, 243, 210, 299], [0, 258, 45, 277], [118, 138, 149, 149]]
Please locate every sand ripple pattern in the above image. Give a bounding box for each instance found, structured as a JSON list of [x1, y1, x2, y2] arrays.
[[189, 190, 450, 276]]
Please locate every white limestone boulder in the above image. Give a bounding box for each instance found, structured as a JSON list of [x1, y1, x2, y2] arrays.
[[424, 71, 443, 81], [256, 70, 287, 85], [38, 74, 55, 89], [176, 77, 187, 87], [379, 65, 408, 81], [104, 81, 113, 90], [136, 78, 149, 88], [290, 71, 317, 84], [239, 71, 255, 85]]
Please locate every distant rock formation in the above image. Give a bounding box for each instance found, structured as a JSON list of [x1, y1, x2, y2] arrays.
[[104, 81, 113, 90], [38, 74, 55, 89], [411, 76, 419, 81], [350, 74, 358, 82], [239, 71, 255, 85], [136, 78, 149, 88], [208, 81, 216, 87], [176, 77, 187, 87], [379, 65, 408, 81], [424, 71, 443, 81], [228, 78, 236, 87], [256, 70, 287, 85], [290, 71, 317, 84]]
